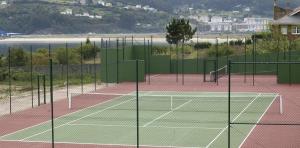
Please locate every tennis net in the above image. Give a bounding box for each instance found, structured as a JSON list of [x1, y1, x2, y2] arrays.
[[210, 65, 228, 82], [68, 92, 283, 114]]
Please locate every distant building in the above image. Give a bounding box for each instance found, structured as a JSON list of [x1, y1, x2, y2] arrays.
[[79, 0, 86, 5], [60, 9, 73, 15], [0, 29, 7, 36], [272, 0, 300, 40], [211, 16, 223, 23], [1, 1, 7, 5]]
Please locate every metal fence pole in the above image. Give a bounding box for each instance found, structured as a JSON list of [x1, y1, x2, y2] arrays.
[[105, 41, 108, 87], [252, 35, 255, 86], [144, 38, 146, 78], [66, 43, 69, 99], [176, 44, 179, 82], [43, 75, 46, 104], [30, 45, 34, 108], [94, 41, 97, 91], [117, 39, 119, 84], [122, 37, 125, 60], [244, 37, 247, 83], [228, 60, 231, 148], [8, 47, 12, 114], [49, 59, 55, 148], [136, 59, 140, 148], [37, 75, 40, 106], [181, 42, 184, 85], [289, 40, 292, 86], [216, 38, 219, 85], [147, 40, 150, 85], [80, 42, 83, 94]]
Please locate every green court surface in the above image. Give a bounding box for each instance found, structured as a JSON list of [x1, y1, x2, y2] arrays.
[[0, 91, 279, 148]]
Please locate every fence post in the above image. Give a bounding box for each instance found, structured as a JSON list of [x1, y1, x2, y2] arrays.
[[94, 41, 97, 91], [117, 39, 119, 84], [147, 40, 150, 85], [80, 42, 83, 93], [43, 75, 46, 104], [49, 59, 55, 148], [228, 60, 231, 148], [30, 45, 34, 108], [216, 38, 219, 85], [8, 47, 12, 114], [105, 41, 108, 86], [37, 75, 40, 106], [136, 59, 139, 148], [144, 38, 147, 79], [181, 41, 184, 85], [244, 37, 247, 83], [176, 44, 179, 82], [66, 43, 69, 99]]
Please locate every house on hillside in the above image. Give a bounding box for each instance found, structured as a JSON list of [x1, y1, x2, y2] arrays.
[[272, 0, 300, 40]]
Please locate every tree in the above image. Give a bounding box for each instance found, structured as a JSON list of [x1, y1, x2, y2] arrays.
[[54, 47, 80, 64], [166, 18, 197, 45], [8, 48, 28, 67]]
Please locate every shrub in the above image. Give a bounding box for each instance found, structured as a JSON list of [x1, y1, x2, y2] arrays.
[[207, 45, 234, 57], [194, 42, 212, 49]]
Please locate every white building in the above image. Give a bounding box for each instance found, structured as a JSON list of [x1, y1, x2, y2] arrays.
[[60, 8, 73, 15], [211, 16, 223, 23], [243, 17, 271, 32], [1, 1, 7, 5]]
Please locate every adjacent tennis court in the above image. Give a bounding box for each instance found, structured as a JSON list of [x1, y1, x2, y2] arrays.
[[0, 91, 280, 148]]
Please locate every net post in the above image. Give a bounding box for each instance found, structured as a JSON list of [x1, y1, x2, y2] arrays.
[[68, 93, 72, 110], [280, 95, 283, 114]]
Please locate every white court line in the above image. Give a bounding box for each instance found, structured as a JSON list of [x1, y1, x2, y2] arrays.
[[205, 93, 262, 148], [0, 139, 206, 148], [20, 98, 135, 141], [142, 100, 192, 127], [150, 74, 161, 78], [238, 94, 279, 148], [67, 123, 224, 130], [0, 92, 135, 140], [19, 91, 154, 141]]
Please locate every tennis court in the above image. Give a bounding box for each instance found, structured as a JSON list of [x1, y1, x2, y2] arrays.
[[0, 91, 280, 148]]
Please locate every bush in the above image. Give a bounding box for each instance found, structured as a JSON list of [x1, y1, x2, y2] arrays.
[[245, 39, 252, 45], [152, 46, 168, 55], [54, 47, 80, 64], [229, 39, 243, 46], [194, 42, 212, 49], [207, 45, 234, 57], [8, 48, 29, 67], [80, 43, 100, 60]]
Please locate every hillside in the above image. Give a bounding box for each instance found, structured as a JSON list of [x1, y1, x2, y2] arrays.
[[0, 0, 299, 34]]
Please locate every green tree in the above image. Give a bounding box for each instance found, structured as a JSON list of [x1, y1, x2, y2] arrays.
[[80, 43, 99, 60], [32, 48, 49, 65], [8, 48, 28, 67], [166, 18, 197, 45], [54, 47, 80, 64]]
